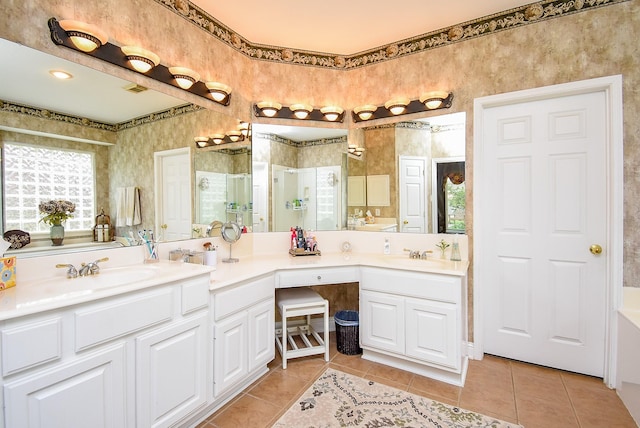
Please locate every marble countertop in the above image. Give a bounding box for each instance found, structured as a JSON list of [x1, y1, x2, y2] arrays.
[[209, 252, 468, 290], [0, 250, 468, 322], [0, 260, 214, 322]]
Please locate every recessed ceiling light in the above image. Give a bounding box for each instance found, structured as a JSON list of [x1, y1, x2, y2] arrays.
[[49, 70, 73, 80]]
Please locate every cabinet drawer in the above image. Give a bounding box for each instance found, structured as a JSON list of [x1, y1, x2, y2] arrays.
[[181, 276, 210, 314], [213, 275, 274, 321], [360, 267, 461, 303], [2, 317, 62, 376], [75, 288, 173, 351], [277, 267, 358, 288]]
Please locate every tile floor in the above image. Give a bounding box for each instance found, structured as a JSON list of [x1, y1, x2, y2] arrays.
[[198, 332, 637, 428]]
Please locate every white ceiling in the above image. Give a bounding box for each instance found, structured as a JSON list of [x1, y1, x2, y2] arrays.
[[192, 0, 533, 54], [0, 1, 531, 129]]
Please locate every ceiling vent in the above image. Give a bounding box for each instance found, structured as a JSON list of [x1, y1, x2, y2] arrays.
[[123, 83, 148, 93]]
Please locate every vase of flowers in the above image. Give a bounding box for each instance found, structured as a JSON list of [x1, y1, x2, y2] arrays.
[[39, 200, 75, 246], [436, 239, 450, 259]]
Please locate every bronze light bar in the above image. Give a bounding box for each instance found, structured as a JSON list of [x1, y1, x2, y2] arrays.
[[48, 17, 231, 106], [352, 93, 454, 123], [253, 103, 345, 123]]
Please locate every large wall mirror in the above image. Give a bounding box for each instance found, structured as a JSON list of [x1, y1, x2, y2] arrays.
[[0, 38, 248, 256], [251, 124, 348, 233], [252, 113, 465, 234]]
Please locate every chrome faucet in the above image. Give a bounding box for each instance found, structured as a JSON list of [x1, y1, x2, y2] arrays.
[[56, 263, 78, 278], [78, 257, 109, 277], [404, 248, 421, 259], [421, 250, 433, 260], [403, 249, 433, 260]]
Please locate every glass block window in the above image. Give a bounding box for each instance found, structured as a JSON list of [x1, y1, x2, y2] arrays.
[[4, 143, 96, 232]]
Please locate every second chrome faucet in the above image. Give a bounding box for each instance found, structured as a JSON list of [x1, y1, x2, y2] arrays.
[[56, 257, 109, 278]]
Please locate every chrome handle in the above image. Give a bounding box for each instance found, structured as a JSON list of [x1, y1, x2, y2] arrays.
[[589, 244, 603, 255]]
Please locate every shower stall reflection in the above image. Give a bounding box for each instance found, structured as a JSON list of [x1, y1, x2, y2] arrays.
[[195, 171, 252, 227], [272, 165, 341, 232]]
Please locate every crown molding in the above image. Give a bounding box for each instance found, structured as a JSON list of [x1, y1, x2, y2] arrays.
[[154, 0, 629, 70]]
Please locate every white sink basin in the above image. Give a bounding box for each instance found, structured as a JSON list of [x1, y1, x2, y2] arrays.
[[30, 265, 161, 293], [76, 265, 160, 288]]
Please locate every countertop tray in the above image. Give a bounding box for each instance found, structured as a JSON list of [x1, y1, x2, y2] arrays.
[[289, 249, 321, 257]]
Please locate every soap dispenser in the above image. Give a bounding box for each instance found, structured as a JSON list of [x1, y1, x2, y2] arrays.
[[383, 238, 391, 255], [450, 235, 461, 261]]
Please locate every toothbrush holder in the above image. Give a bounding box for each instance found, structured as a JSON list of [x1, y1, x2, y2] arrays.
[[144, 240, 160, 263]]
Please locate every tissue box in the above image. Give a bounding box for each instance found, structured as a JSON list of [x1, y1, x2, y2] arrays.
[[0, 256, 16, 290]]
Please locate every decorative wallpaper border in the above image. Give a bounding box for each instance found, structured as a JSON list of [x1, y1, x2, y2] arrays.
[[0, 99, 202, 132], [154, 0, 630, 70], [0, 99, 116, 132], [255, 132, 347, 148]]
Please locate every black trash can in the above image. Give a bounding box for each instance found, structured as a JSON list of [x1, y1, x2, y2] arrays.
[[334, 310, 362, 355]]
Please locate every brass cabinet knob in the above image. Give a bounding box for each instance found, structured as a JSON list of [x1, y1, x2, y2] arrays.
[[589, 244, 603, 255]]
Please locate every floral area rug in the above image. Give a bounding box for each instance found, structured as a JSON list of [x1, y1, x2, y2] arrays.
[[273, 368, 523, 428]]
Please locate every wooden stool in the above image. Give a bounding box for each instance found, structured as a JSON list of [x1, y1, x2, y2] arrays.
[[275, 287, 329, 369]]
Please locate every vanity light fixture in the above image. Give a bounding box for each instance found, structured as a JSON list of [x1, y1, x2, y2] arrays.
[[169, 66, 200, 90], [353, 105, 378, 121], [205, 81, 232, 104], [211, 134, 226, 145], [385, 98, 410, 115], [352, 92, 453, 122], [254, 102, 345, 122], [256, 101, 282, 117], [320, 106, 344, 122], [420, 91, 450, 109], [238, 121, 251, 137], [58, 19, 108, 53], [121, 46, 160, 73], [49, 18, 232, 107], [227, 130, 242, 142], [290, 103, 313, 119], [194, 136, 210, 148], [348, 144, 365, 157]]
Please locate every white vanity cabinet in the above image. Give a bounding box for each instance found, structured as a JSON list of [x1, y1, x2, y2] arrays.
[[0, 273, 211, 428], [3, 343, 127, 428], [212, 273, 275, 398], [360, 266, 467, 386]]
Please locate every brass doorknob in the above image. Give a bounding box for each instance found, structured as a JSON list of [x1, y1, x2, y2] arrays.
[[403, 220, 409, 225], [589, 244, 603, 255]]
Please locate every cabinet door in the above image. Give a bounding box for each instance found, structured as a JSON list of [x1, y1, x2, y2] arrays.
[[405, 297, 459, 370], [136, 313, 208, 428], [360, 290, 404, 354], [248, 298, 275, 372], [214, 311, 248, 397], [4, 344, 127, 428]]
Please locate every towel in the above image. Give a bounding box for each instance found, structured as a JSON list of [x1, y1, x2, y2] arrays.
[[133, 187, 142, 226], [116, 187, 126, 227], [116, 187, 142, 227]]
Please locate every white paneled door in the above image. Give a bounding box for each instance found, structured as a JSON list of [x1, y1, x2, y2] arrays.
[[155, 148, 192, 241], [399, 156, 426, 233], [479, 90, 609, 377]]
